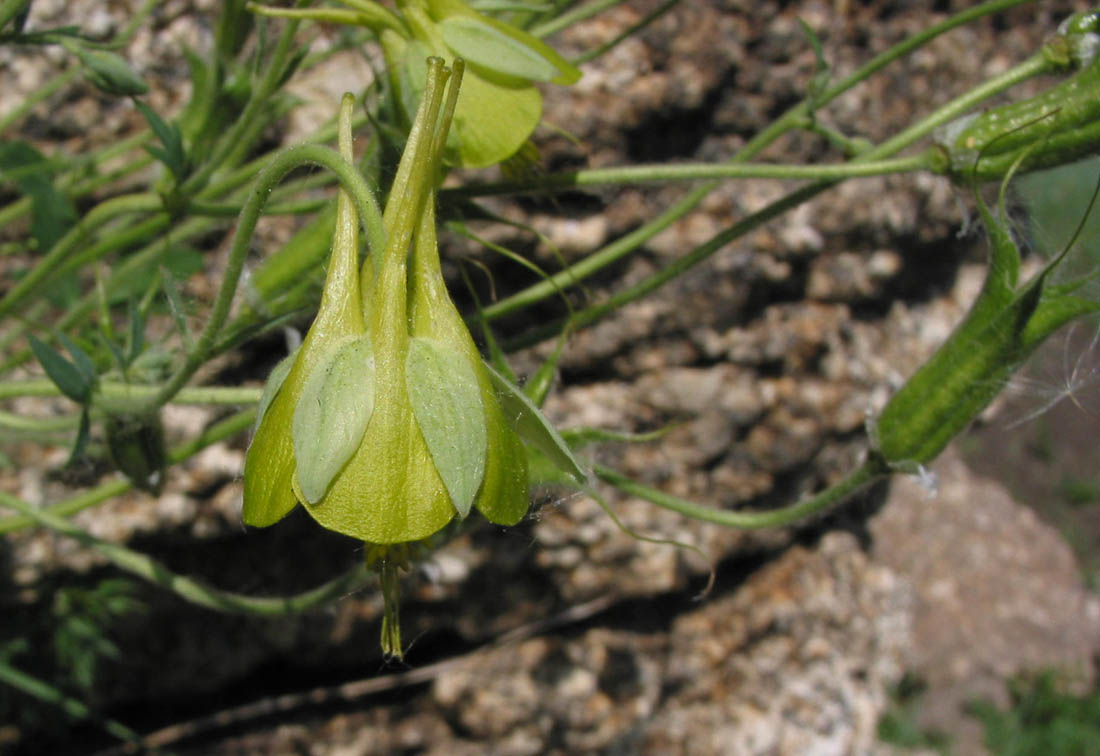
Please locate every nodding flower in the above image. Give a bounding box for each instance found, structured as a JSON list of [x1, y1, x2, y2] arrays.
[[242, 60, 584, 656]]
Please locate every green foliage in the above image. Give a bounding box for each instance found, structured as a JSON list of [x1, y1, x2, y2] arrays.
[[0, 140, 77, 252], [27, 333, 94, 404], [968, 672, 1100, 756], [52, 579, 144, 691], [134, 101, 188, 183], [877, 674, 952, 752], [1059, 476, 1100, 507]]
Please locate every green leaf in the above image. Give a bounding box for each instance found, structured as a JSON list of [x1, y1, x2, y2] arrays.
[[135, 101, 187, 180], [0, 140, 77, 252], [160, 265, 192, 349], [28, 333, 91, 404], [449, 61, 543, 167], [486, 362, 587, 486], [254, 347, 298, 432], [292, 336, 376, 504], [406, 338, 487, 518], [57, 333, 97, 388]]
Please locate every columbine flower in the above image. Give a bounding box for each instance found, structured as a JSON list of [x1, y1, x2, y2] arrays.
[[249, 0, 581, 167], [243, 60, 584, 655]]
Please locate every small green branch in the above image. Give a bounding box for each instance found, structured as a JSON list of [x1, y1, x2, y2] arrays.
[[0, 486, 372, 614], [0, 409, 255, 534], [475, 0, 1041, 325], [594, 456, 888, 529]]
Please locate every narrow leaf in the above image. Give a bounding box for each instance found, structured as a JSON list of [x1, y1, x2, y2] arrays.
[[57, 333, 97, 388], [406, 338, 487, 518], [135, 101, 187, 179], [28, 333, 90, 403], [486, 362, 587, 486], [292, 336, 375, 504]]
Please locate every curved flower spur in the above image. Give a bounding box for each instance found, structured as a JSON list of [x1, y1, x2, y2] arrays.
[[242, 59, 584, 656]]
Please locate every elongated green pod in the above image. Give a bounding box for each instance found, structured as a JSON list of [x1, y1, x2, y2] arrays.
[[873, 199, 1100, 466], [938, 11, 1100, 182]]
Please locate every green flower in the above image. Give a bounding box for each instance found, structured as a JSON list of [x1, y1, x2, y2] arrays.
[[242, 60, 584, 655], [249, 0, 581, 167]]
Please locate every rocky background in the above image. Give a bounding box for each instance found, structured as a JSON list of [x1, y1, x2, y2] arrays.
[[1, 1, 1098, 754]]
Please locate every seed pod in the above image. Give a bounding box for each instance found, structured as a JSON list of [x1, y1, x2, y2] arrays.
[[937, 11, 1100, 182], [105, 412, 166, 494], [872, 194, 1100, 467]]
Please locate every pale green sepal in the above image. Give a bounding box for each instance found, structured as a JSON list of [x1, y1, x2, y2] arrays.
[[253, 347, 299, 434], [407, 338, 487, 518], [485, 362, 587, 486], [429, 0, 581, 85], [439, 15, 561, 82], [292, 336, 376, 504]]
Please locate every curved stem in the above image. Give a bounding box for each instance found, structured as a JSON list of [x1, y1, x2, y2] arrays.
[[594, 456, 888, 529], [0, 487, 371, 614], [143, 143, 384, 412]]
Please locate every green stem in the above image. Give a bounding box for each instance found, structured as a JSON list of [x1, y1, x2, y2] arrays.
[[568, 0, 678, 66], [0, 408, 78, 432], [0, 487, 372, 614], [179, 14, 302, 195], [594, 456, 888, 529], [450, 153, 933, 197], [0, 660, 140, 746], [530, 0, 627, 37], [0, 193, 162, 319], [476, 0, 1038, 324], [0, 409, 255, 534], [144, 143, 384, 412]]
